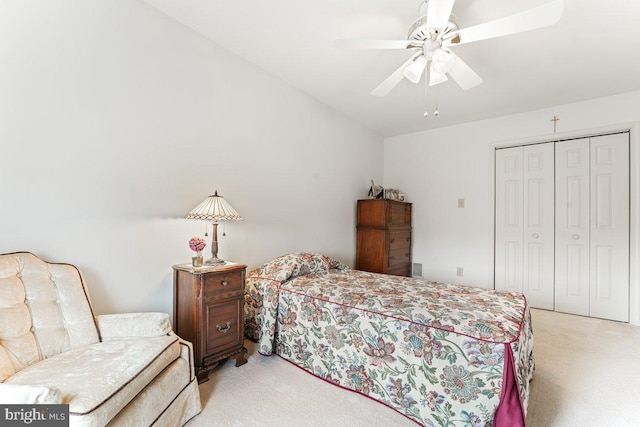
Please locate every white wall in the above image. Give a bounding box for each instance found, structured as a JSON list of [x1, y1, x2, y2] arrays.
[[384, 90, 640, 324], [0, 0, 383, 317]]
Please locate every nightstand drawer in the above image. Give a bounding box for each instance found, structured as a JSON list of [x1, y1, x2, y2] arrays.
[[204, 270, 243, 300], [205, 299, 242, 356]]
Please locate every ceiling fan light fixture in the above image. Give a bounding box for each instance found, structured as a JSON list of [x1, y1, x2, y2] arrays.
[[429, 69, 448, 86], [403, 55, 428, 84], [431, 48, 456, 74]]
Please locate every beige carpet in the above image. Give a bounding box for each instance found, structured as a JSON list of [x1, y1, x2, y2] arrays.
[[186, 309, 640, 426]]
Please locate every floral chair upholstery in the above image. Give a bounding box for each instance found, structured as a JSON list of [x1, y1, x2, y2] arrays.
[[0, 252, 201, 426]]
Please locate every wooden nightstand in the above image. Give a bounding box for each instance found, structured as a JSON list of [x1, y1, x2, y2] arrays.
[[172, 262, 248, 383]]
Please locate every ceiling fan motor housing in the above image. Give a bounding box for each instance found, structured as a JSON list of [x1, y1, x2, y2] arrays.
[[407, 13, 459, 45]]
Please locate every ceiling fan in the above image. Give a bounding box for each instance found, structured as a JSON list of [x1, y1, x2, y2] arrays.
[[336, 0, 564, 111]]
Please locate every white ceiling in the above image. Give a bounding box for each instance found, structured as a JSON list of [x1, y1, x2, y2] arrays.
[[143, 0, 640, 137]]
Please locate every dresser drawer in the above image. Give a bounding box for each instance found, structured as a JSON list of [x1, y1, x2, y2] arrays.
[[204, 270, 243, 300], [387, 201, 411, 226], [388, 247, 410, 268], [387, 264, 411, 277], [389, 230, 411, 250]]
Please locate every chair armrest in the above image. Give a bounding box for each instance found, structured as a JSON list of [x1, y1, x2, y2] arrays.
[[172, 332, 197, 382], [0, 383, 62, 404], [95, 312, 172, 341]]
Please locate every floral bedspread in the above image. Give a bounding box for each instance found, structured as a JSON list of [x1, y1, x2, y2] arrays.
[[244, 253, 534, 426]]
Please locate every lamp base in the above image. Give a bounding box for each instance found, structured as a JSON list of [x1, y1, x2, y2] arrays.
[[205, 257, 225, 266]]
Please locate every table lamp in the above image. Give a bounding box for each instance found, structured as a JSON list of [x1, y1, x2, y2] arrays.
[[185, 190, 243, 265]]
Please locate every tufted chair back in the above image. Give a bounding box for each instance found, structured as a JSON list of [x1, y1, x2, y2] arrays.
[[0, 252, 100, 382]]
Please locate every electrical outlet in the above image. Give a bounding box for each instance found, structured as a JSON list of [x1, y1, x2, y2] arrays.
[[456, 267, 464, 277], [458, 198, 465, 208]]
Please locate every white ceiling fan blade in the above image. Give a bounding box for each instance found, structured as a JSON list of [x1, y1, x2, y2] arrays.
[[333, 39, 412, 50], [452, 0, 564, 46], [426, 0, 456, 33], [371, 53, 421, 96], [447, 52, 483, 90]]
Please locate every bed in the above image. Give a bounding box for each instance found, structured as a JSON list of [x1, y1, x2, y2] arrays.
[[244, 253, 534, 426]]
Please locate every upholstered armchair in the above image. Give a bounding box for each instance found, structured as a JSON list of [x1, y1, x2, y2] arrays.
[[0, 252, 201, 426]]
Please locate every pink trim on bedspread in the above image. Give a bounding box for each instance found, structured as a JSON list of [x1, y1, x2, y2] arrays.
[[258, 344, 528, 426], [494, 344, 525, 427]]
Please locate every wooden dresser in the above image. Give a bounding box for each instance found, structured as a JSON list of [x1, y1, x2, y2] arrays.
[[356, 199, 412, 277], [172, 262, 248, 383]]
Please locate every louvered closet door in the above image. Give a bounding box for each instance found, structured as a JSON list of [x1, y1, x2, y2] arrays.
[[555, 133, 629, 321], [495, 143, 554, 309]]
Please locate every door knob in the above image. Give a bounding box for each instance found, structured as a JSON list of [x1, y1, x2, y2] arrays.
[[532, 233, 539, 239], [572, 234, 580, 240]]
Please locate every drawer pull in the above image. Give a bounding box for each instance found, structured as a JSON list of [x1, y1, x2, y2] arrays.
[[390, 238, 395, 243], [216, 321, 231, 333], [221, 281, 229, 287]]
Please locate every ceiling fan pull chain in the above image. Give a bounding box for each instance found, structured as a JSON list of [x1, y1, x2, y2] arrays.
[[423, 66, 430, 117]]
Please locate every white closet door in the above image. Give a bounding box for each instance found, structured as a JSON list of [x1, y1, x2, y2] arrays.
[[589, 133, 629, 322], [522, 144, 555, 309], [497, 134, 629, 320], [555, 139, 591, 316], [495, 147, 523, 293], [495, 143, 554, 309]]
